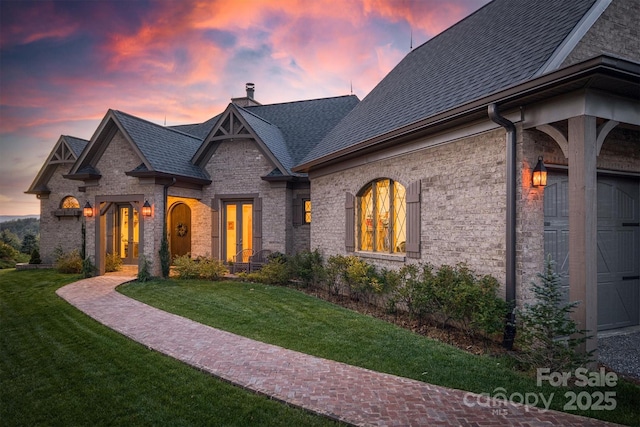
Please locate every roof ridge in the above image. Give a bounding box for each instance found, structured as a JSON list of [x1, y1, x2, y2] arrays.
[[247, 94, 358, 108], [235, 104, 277, 127], [112, 109, 203, 141]]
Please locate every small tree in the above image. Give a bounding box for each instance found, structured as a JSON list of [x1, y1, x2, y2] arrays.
[[29, 248, 42, 264], [159, 234, 171, 278], [515, 255, 593, 371]]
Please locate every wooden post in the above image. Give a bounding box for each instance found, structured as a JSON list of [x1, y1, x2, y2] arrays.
[[568, 115, 598, 362]]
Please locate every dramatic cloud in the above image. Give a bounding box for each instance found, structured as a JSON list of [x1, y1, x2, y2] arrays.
[[0, 0, 488, 215]]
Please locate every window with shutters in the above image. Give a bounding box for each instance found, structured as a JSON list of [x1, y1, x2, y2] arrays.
[[357, 179, 406, 254]]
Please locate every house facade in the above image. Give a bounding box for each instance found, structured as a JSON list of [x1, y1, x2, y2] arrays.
[[28, 0, 638, 351], [27, 89, 358, 276], [294, 0, 640, 352]]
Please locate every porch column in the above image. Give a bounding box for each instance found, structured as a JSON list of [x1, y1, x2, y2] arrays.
[[568, 115, 598, 359]]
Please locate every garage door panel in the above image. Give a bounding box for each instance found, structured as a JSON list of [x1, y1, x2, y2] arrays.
[[544, 173, 639, 331]]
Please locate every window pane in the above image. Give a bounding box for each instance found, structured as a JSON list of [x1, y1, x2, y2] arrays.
[[393, 182, 406, 253], [360, 186, 373, 251], [376, 180, 391, 252], [304, 200, 311, 223], [61, 196, 80, 209]]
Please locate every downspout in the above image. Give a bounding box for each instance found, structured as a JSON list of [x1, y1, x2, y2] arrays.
[[488, 104, 517, 350]]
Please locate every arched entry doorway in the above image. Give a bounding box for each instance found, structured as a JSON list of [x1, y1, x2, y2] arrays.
[[169, 203, 191, 260]]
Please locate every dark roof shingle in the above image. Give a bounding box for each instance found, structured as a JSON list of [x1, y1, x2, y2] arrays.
[[301, 0, 597, 166]]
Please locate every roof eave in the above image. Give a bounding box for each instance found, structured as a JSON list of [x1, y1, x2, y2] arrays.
[[125, 170, 212, 186], [294, 55, 640, 173]]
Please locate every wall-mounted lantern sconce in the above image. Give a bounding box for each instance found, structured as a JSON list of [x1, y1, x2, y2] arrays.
[[83, 201, 93, 217], [532, 156, 547, 187], [142, 200, 152, 217]]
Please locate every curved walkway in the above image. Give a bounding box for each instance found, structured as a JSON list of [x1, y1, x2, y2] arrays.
[[57, 276, 620, 427]]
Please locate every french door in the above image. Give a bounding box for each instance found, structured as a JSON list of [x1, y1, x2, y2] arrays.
[[117, 204, 139, 264], [223, 201, 253, 262]]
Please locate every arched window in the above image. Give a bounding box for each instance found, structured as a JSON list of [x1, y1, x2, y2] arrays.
[[60, 196, 80, 209], [358, 179, 406, 253]]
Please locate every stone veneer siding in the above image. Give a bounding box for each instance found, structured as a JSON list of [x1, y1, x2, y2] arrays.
[[203, 138, 292, 257], [311, 127, 509, 296], [82, 130, 163, 276], [561, 0, 640, 68], [38, 163, 85, 264]]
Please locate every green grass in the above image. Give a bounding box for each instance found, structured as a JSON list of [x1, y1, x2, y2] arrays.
[[0, 269, 340, 427], [119, 278, 640, 426]]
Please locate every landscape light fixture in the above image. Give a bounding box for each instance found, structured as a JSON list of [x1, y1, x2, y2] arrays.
[[83, 201, 93, 217], [532, 156, 547, 187], [142, 200, 152, 217]]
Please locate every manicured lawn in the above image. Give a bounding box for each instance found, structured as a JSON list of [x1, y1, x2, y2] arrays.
[[0, 270, 340, 427], [119, 278, 640, 426]]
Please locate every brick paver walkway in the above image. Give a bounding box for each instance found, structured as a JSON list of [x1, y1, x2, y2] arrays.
[[57, 276, 621, 426]]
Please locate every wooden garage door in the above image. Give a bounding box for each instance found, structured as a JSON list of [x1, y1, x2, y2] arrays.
[[544, 173, 639, 331]]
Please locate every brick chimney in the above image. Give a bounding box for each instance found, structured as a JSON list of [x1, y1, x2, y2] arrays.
[[231, 82, 261, 107]]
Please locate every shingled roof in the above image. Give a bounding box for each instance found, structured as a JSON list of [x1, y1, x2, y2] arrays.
[[112, 110, 210, 181], [299, 0, 600, 167]]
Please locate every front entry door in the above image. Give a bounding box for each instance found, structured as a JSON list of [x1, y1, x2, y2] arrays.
[[223, 201, 253, 262], [118, 204, 139, 265], [169, 203, 191, 260]]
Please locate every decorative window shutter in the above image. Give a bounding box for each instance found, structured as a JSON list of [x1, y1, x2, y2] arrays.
[[253, 197, 262, 253], [292, 197, 302, 226], [345, 192, 355, 252], [211, 205, 220, 259], [405, 180, 421, 258]]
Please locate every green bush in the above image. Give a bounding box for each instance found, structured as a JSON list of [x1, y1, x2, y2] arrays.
[[29, 248, 42, 264], [325, 254, 350, 296], [159, 234, 170, 278], [105, 252, 122, 272], [54, 249, 83, 274], [196, 256, 228, 281], [172, 254, 199, 280], [0, 242, 28, 268], [289, 249, 326, 288], [515, 255, 592, 372], [244, 257, 290, 286], [82, 257, 96, 278], [137, 254, 152, 282]]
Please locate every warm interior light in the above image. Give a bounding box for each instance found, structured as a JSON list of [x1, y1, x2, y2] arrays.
[[532, 156, 547, 187], [83, 201, 93, 217], [142, 200, 152, 217]]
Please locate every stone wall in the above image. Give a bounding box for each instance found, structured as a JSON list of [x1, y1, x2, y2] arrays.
[[562, 0, 640, 67], [203, 138, 290, 257], [311, 127, 508, 294], [38, 163, 84, 264]]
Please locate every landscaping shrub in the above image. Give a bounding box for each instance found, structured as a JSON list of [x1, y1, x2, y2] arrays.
[[54, 249, 83, 274], [105, 252, 122, 272], [138, 254, 152, 282], [244, 256, 290, 286], [196, 256, 228, 280], [29, 248, 42, 264], [388, 263, 433, 320], [515, 255, 592, 372], [289, 249, 326, 288], [172, 254, 199, 279], [159, 234, 170, 278], [325, 254, 350, 296], [81, 257, 96, 278]]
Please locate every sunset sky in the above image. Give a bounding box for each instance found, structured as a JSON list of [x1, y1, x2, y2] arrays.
[[0, 0, 488, 216]]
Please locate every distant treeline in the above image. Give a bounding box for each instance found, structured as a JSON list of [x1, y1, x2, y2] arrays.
[[0, 217, 40, 242]]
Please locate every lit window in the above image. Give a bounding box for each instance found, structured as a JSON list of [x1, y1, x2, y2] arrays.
[[304, 200, 311, 223], [61, 196, 80, 209], [358, 179, 406, 253]]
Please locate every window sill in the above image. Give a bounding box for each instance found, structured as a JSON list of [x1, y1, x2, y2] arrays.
[[53, 209, 82, 220], [354, 251, 406, 263]]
